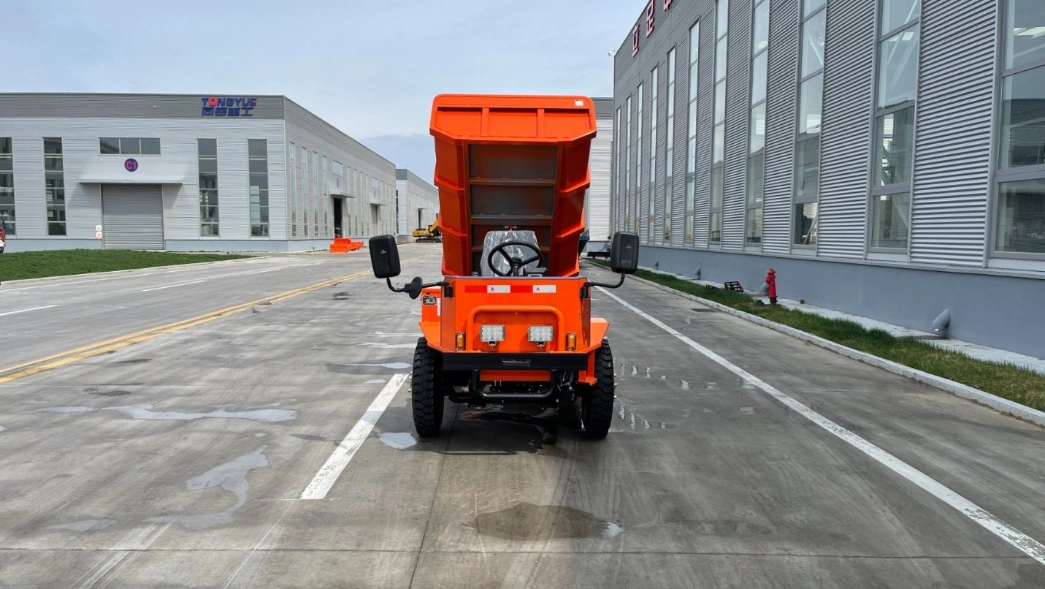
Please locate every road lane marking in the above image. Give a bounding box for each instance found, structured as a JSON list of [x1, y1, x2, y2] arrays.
[[140, 279, 206, 292], [300, 373, 410, 500], [0, 271, 370, 384], [598, 287, 1045, 567], [0, 305, 57, 317]]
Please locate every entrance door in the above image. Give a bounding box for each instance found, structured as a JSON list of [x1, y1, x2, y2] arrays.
[[101, 185, 164, 250], [417, 209, 423, 230], [332, 196, 343, 237]]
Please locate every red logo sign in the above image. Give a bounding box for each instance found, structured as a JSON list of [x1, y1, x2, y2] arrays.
[[124, 158, 138, 172]]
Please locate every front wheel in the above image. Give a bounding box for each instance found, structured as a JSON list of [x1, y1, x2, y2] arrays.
[[581, 339, 615, 440], [411, 337, 444, 438]]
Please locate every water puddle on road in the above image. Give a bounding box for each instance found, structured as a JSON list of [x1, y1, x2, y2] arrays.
[[475, 503, 623, 541], [149, 446, 268, 530], [115, 404, 297, 423], [377, 432, 417, 450], [46, 519, 115, 533], [610, 403, 673, 433]]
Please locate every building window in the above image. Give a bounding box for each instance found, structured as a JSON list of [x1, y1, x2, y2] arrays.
[[869, 0, 919, 250], [685, 21, 700, 243], [289, 143, 297, 238], [710, 0, 729, 244], [636, 83, 644, 235], [99, 137, 161, 155], [995, 0, 1045, 256], [43, 138, 65, 236], [249, 139, 269, 237], [648, 65, 659, 242], [625, 95, 632, 232], [747, 0, 770, 245], [0, 138, 14, 236], [794, 0, 825, 246], [198, 139, 219, 236], [664, 47, 677, 243], [615, 106, 622, 232]]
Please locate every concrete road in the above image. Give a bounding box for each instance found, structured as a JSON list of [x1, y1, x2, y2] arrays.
[[0, 246, 1043, 588]]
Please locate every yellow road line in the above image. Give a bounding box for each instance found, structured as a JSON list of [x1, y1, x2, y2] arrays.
[[0, 271, 370, 384]]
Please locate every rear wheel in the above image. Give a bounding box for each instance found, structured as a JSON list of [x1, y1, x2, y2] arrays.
[[412, 337, 444, 438], [581, 339, 615, 440]]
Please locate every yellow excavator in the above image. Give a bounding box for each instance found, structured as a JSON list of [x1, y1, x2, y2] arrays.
[[412, 214, 442, 243]]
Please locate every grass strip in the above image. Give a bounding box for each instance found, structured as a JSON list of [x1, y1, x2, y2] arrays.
[[0, 249, 250, 282], [589, 260, 1045, 412]]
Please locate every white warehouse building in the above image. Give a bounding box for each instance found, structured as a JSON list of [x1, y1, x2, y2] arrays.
[[396, 168, 439, 238], [0, 93, 437, 252]]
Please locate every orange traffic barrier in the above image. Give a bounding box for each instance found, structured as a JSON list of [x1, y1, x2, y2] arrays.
[[329, 238, 363, 253]]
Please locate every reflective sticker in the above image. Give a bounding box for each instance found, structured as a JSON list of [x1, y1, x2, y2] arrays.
[[487, 285, 511, 293], [533, 285, 557, 293]]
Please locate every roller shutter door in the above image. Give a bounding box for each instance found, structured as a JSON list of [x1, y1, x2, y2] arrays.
[[101, 185, 164, 250]]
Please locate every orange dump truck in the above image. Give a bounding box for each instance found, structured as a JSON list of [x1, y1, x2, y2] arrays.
[[368, 94, 639, 440]]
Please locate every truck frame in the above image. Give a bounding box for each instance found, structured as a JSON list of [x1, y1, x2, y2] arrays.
[[368, 94, 639, 440]]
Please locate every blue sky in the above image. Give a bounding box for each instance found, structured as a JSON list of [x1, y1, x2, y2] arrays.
[[3, 0, 639, 183]]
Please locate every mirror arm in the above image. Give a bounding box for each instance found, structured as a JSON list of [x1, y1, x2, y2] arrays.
[[386, 277, 452, 298], [587, 273, 626, 290]]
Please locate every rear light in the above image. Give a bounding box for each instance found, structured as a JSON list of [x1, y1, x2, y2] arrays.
[[455, 332, 466, 351], [479, 325, 505, 345], [528, 325, 554, 344], [565, 333, 577, 351]]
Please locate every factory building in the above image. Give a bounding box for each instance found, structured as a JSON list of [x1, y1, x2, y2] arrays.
[[611, 0, 1045, 357], [0, 93, 436, 252]]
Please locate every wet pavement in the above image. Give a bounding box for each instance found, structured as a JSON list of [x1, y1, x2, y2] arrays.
[[0, 246, 1043, 588]]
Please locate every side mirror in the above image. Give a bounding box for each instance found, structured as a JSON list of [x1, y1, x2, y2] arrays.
[[369, 235, 401, 278], [610, 232, 640, 275]]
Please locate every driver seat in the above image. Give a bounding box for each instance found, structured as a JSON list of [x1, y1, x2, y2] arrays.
[[480, 230, 543, 277]]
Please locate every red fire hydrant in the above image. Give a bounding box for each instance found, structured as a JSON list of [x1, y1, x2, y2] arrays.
[[766, 269, 777, 305]]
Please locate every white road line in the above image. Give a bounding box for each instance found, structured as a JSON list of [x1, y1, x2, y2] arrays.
[[140, 280, 206, 292], [0, 305, 58, 317], [0, 274, 160, 293], [598, 287, 1045, 567], [239, 268, 281, 276], [299, 373, 409, 500]]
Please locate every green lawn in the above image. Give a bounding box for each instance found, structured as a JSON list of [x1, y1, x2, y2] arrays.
[[0, 249, 250, 282], [589, 260, 1045, 412]]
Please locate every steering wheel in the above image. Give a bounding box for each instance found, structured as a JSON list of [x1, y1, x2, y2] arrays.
[[487, 241, 543, 277]]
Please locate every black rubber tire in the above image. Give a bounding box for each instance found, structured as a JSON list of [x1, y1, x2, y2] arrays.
[[582, 339, 615, 440], [411, 337, 444, 438]]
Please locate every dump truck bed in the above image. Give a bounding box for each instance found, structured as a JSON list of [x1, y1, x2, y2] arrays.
[[429, 95, 597, 278]]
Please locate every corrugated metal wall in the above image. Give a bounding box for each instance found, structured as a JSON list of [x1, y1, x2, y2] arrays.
[[612, 0, 1013, 273], [815, 0, 875, 259], [722, 0, 753, 250], [762, 0, 800, 255], [396, 168, 439, 236], [910, 0, 995, 267], [589, 117, 614, 242], [694, 8, 716, 247], [283, 98, 397, 240]]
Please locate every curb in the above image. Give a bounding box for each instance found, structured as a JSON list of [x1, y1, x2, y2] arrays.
[[592, 263, 1045, 429]]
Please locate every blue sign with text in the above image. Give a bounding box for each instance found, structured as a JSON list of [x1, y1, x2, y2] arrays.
[[124, 158, 138, 172], [201, 96, 258, 117]]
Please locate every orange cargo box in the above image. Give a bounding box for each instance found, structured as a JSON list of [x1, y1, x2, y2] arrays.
[[429, 94, 597, 279]]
